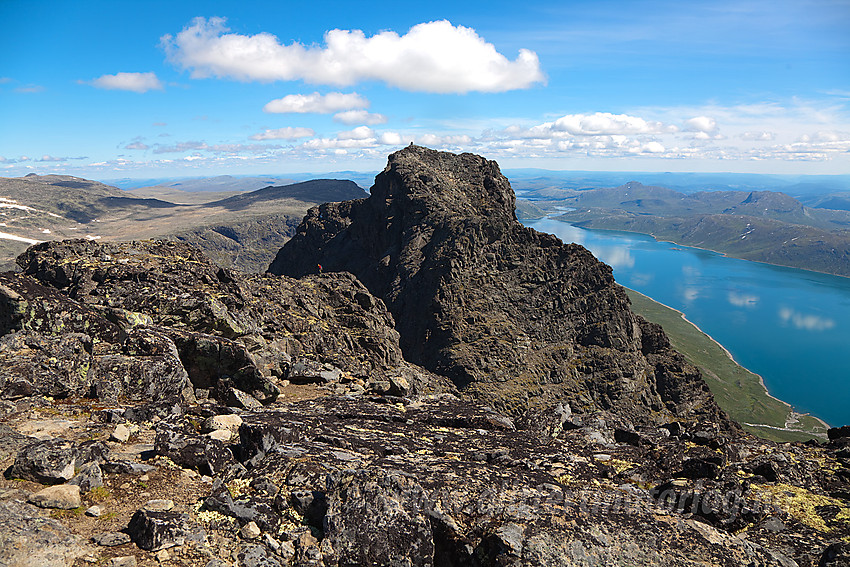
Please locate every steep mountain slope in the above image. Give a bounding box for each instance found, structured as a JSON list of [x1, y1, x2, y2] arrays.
[[270, 146, 726, 427]]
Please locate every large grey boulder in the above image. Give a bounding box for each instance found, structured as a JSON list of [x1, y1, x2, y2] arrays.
[[9, 438, 76, 484]]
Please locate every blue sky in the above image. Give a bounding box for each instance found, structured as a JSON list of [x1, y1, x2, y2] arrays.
[[1, 0, 849, 179]]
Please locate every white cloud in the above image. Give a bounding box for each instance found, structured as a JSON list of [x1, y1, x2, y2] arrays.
[[333, 110, 388, 125], [301, 137, 378, 150], [683, 116, 717, 133], [639, 141, 665, 153], [506, 112, 668, 140], [162, 17, 544, 93], [250, 127, 315, 141], [263, 92, 368, 114], [125, 141, 150, 150], [379, 132, 404, 145], [90, 72, 164, 93], [338, 126, 374, 140], [552, 113, 665, 136]]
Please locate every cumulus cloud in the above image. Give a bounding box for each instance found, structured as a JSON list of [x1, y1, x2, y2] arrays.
[[683, 116, 717, 133], [263, 92, 368, 114], [379, 132, 404, 145], [250, 127, 315, 141], [90, 72, 164, 93], [552, 113, 665, 136], [162, 17, 544, 93], [337, 126, 374, 140], [506, 113, 668, 140], [125, 141, 150, 150], [334, 110, 387, 125]]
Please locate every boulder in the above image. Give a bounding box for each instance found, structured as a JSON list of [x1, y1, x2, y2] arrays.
[[10, 438, 76, 484], [127, 509, 206, 551], [28, 484, 82, 509]]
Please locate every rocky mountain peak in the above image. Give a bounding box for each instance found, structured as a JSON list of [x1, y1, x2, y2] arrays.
[[270, 147, 727, 427], [371, 145, 517, 223]]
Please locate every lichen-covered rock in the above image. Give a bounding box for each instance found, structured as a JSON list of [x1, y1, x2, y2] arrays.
[[323, 469, 435, 566], [89, 327, 195, 405], [68, 462, 103, 492], [270, 145, 727, 428], [196, 394, 849, 566], [127, 508, 206, 551], [17, 239, 455, 402], [0, 332, 92, 399], [10, 438, 76, 484], [154, 418, 238, 476], [0, 499, 84, 567]]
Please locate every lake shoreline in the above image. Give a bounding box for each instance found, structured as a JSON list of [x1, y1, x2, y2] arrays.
[[626, 287, 832, 432], [548, 215, 850, 281]]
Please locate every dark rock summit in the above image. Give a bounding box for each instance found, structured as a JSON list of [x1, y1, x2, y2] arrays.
[[270, 145, 724, 427]]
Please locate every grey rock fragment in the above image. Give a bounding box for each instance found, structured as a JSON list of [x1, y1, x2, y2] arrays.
[[68, 462, 103, 492], [92, 531, 132, 547]]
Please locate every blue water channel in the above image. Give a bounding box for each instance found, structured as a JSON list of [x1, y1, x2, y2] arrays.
[[523, 217, 850, 427]]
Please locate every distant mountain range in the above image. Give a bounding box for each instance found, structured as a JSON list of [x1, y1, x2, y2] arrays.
[[0, 174, 367, 272], [523, 181, 850, 277]]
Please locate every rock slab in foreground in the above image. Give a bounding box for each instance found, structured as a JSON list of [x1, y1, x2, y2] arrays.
[[0, 499, 84, 567]]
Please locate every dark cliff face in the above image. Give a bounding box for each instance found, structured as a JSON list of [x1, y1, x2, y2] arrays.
[[269, 146, 726, 427]]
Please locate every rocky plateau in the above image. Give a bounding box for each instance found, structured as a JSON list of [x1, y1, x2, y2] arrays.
[[0, 146, 847, 567]]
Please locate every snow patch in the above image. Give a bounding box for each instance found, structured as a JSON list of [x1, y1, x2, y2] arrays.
[[0, 231, 42, 245]]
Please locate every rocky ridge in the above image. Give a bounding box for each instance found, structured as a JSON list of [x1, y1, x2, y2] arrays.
[[0, 147, 847, 566], [270, 146, 724, 428]]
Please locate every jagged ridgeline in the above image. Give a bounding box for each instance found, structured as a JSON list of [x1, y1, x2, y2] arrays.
[[270, 145, 727, 428]]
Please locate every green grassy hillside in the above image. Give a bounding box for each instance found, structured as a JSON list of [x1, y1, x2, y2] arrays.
[[625, 288, 828, 442]]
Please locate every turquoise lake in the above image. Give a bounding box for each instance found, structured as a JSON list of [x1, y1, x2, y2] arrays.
[[523, 217, 850, 427]]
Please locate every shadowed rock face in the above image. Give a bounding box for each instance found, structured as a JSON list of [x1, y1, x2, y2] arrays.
[[269, 146, 726, 427]]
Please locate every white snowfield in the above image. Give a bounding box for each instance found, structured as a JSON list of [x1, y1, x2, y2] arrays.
[[0, 197, 63, 218], [0, 231, 42, 245]]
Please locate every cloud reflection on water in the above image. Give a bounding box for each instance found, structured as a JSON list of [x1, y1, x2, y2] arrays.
[[778, 307, 835, 331], [728, 291, 759, 308]]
